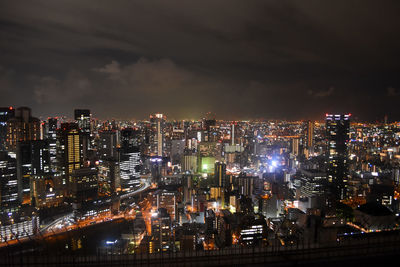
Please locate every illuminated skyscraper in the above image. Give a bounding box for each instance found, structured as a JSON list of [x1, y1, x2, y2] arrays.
[[47, 118, 58, 172], [57, 123, 88, 196], [291, 138, 300, 156], [326, 114, 350, 201], [0, 151, 18, 210], [0, 107, 15, 151], [150, 114, 166, 156], [119, 128, 141, 192]]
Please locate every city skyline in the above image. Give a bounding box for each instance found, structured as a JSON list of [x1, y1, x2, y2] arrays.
[[2, 1, 400, 265], [1, 1, 400, 121]]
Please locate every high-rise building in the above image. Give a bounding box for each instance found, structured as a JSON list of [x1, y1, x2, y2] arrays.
[[0, 151, 18, 210], [99, 130, 118, 159], [170, 139, 185, 165], [15, 140, 52, 206], [98, 159, 120, 193], [150, 114, 166, 157], [326, 114, 350, 201], [57, 123, 88, 196], [306, 120, 314, 155], [28, 140, 60, 207], [0, 107, 15, 151], [182, 152, 197, 174], [6, 107, 40, 151], [202, 113, 216, 142], [237, 175, 254, 197], [47, 118, 58, 172], [74, 109, 91, 135], [69, 167, 98, 202], [16, 141, 33, 205], [291, 138, 300, 156], [214, 162, 226, 188], [119, 128, 141, 192], [150, 208, 173, 253]]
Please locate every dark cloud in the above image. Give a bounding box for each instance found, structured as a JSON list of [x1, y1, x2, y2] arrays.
[[308, 87, 335, 98], [1, 1, 399, 121]]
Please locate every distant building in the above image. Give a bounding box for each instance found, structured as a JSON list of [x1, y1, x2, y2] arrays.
[[182, 152, 197, 173], [306, 120, 314, 155], [74, 109, 91, 135], [291, 138, 300, 157], [150, 114, 166, 157], [6, 107, 40, 151], [214, 162, 226, 188], [170, 139, 185, 165]]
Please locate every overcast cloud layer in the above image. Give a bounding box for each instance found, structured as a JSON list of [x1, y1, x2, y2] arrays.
[[1, 0, 400, 121]]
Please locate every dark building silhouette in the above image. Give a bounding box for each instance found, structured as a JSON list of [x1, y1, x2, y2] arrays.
[[326, 114, 350, 201]]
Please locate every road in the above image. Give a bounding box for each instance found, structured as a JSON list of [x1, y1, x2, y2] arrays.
[[0, 177, 151, 248]]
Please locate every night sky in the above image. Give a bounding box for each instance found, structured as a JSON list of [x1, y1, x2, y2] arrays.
[[1, 1, 400, 121]]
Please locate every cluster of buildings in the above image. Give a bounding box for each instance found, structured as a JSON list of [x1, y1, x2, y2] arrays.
[[102, 113, 400, 254], [1, 107, 399, 252]]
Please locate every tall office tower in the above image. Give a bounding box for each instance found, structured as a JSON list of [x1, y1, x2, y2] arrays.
[[99, 130, 118, 159], [231, 123, 235, 145], [306, 120, 314, 155], [0, 151, 18, 210], [47, 118, 58, 172], [57, 123, 88, 195], [16, 140, 51, 206], [16, 141, 32, 204], [326, 114, 350, 201], [150, 114, 166, 157], [6, 107, 40, 151], [0, 107, 15, 151], [28, 140, 54, 207], [74, 109, 91, 134], [119, 128, 141, 192], [291, 138, 300, 156], [237, 175, 254, 197], [98, 159, 120, 193], [214, 162, 226, 188]]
